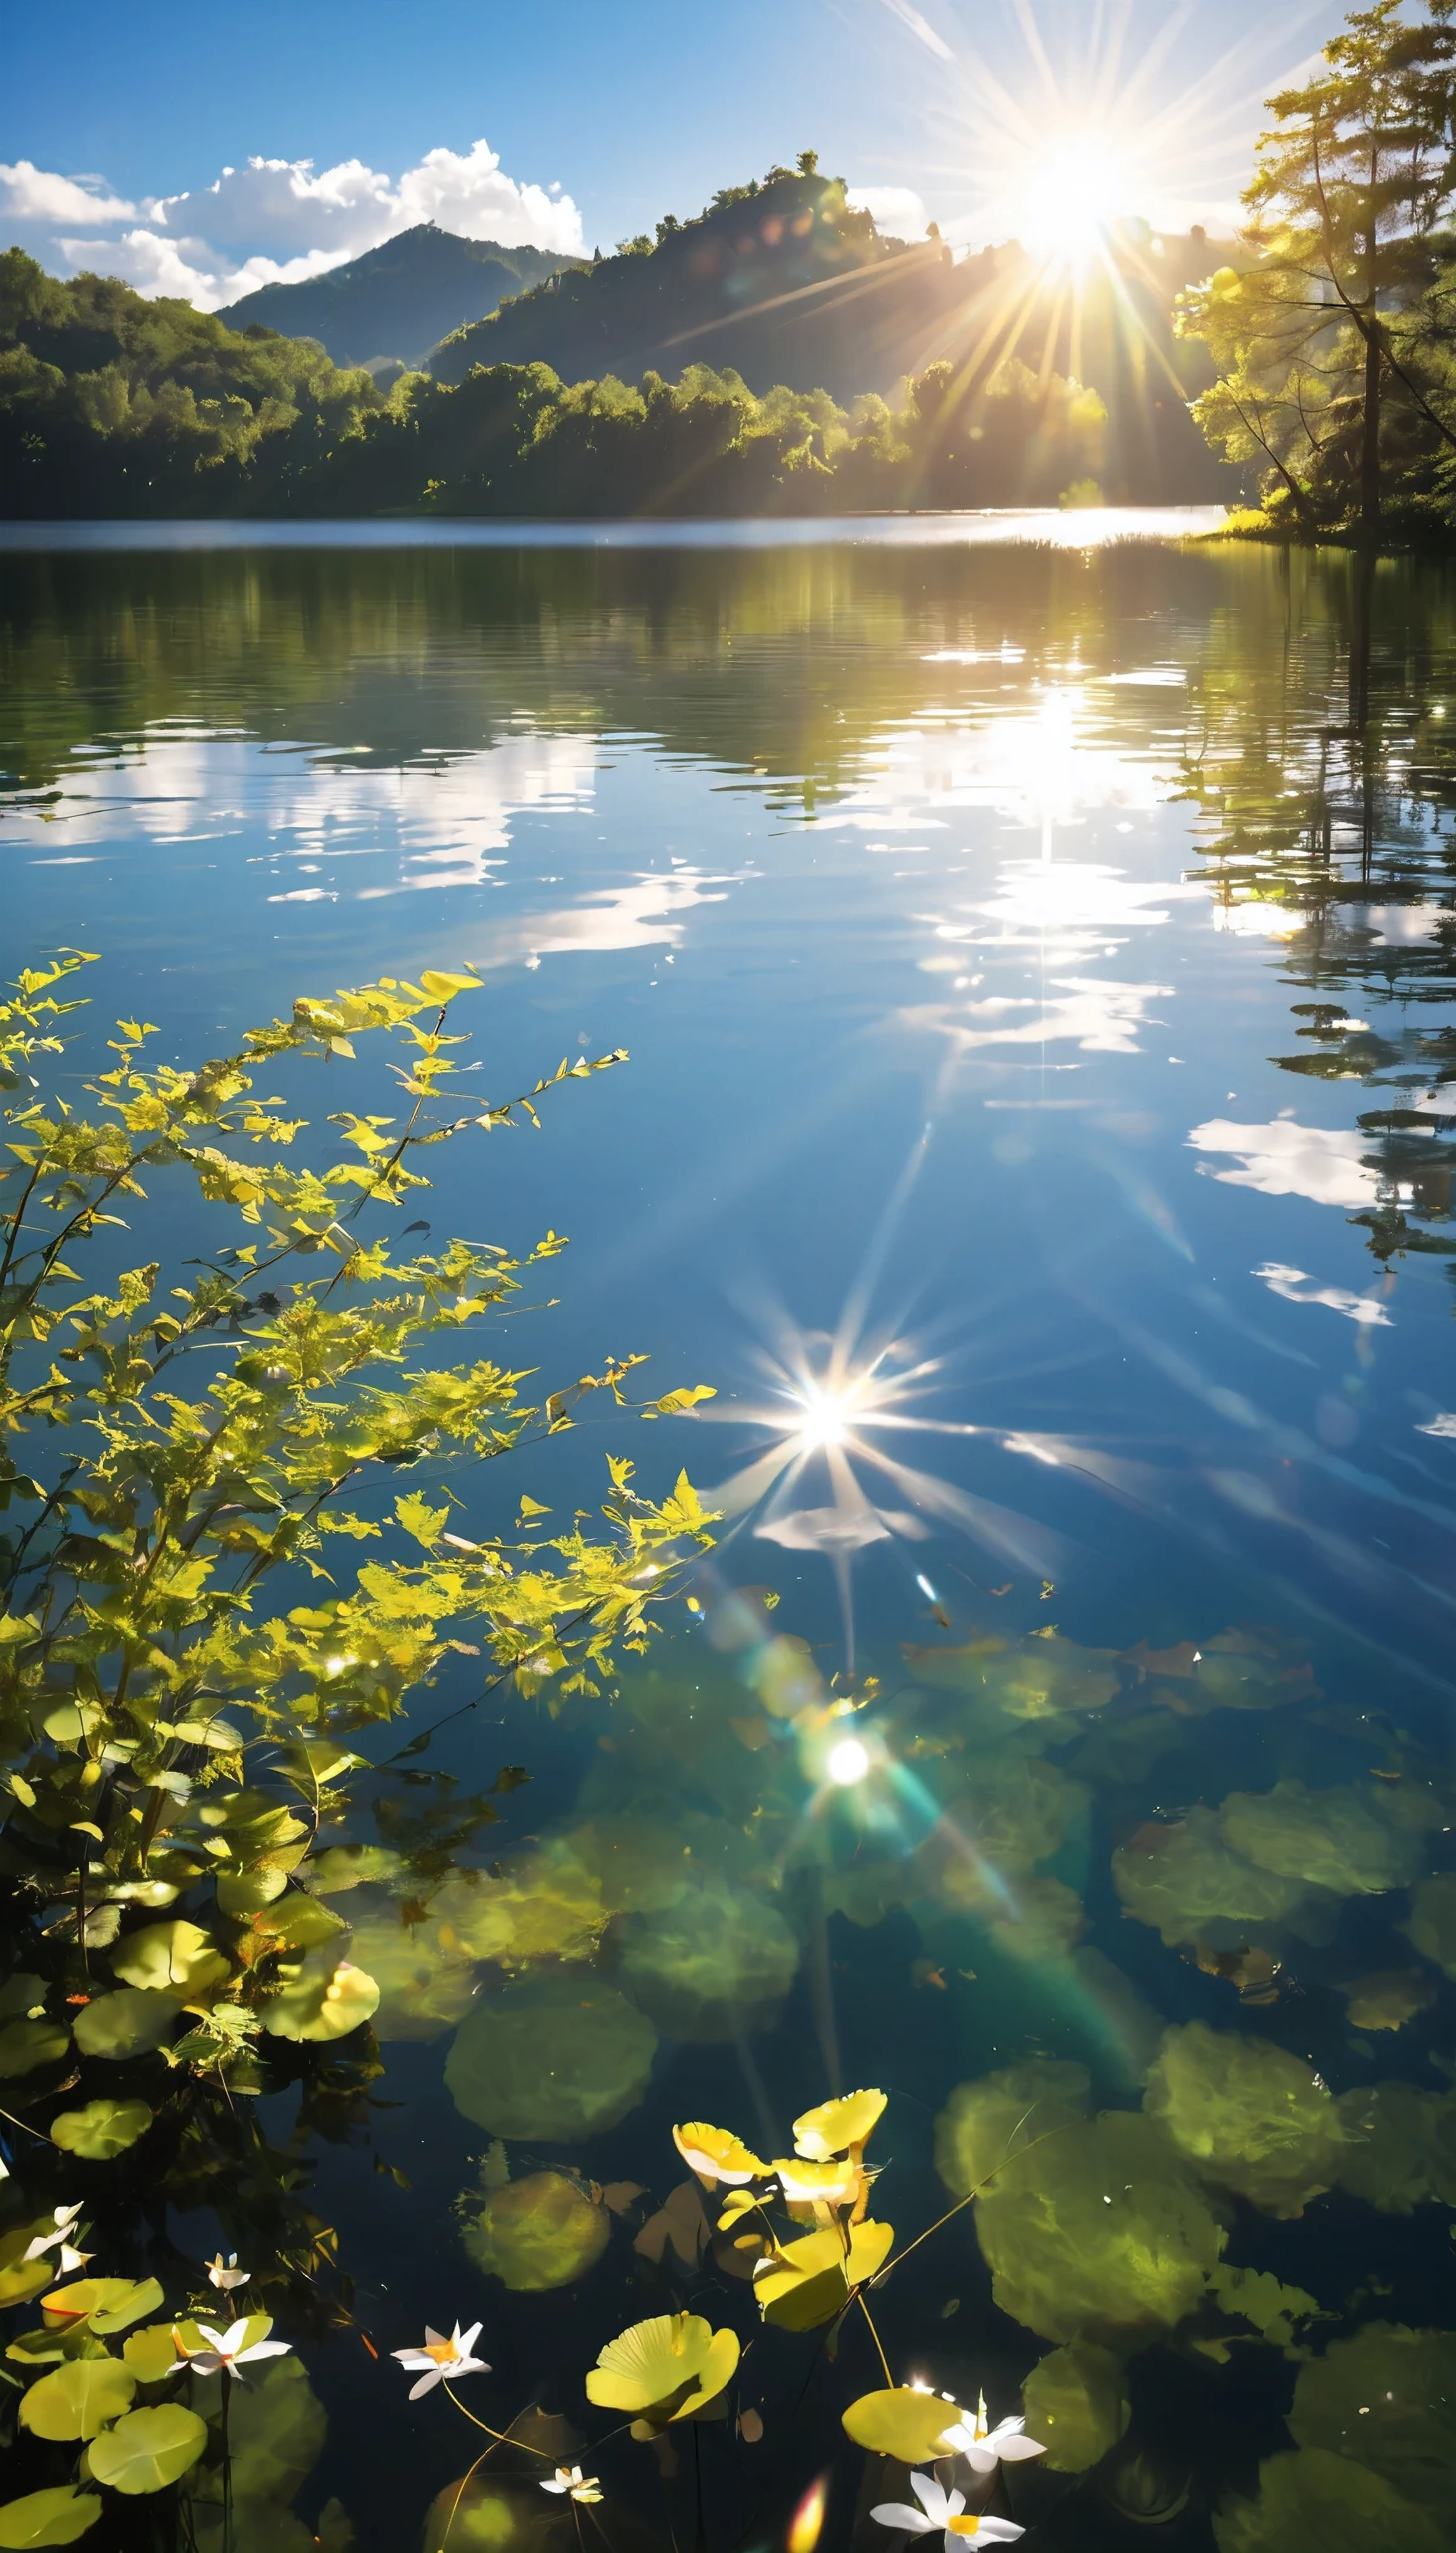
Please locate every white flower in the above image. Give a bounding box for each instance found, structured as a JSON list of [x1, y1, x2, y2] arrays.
[[871, 2470, 1025, 2546], [940, 2392, 1046, 2475], [173, 2318, 292, 2380], [206, 2253, 251, 2292], [24, 2204, 92, 2276], [540, 2466, 603, 2504], [391, 2321, 490, 2400]]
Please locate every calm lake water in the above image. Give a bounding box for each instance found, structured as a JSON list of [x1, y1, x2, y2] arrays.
[[3, 521, 1454, 2552]]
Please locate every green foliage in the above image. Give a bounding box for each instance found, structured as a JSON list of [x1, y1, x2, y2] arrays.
[[0, 250, 390, 519], [0, 2491, 101, 2549], [0, 244, 1109, 519], [0, 948, 713, 2475], [1179, 1, 1456, 535]]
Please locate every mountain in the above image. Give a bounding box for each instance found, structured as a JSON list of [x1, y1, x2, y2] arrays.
[[428, 165, 1245, 502], [217, 224, 583, 368]]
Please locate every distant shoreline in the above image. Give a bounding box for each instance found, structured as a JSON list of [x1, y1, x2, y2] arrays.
[[0, 506, 1233, 552]]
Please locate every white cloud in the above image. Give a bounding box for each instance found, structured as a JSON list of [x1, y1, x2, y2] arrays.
[[1253, 1263, 1391, 1327], [1187, 1116, 1376, 1209], [6, 139, 583, 312], [847, 184, 931, 238], [904, 975, 1172, 1056], [0, 159, 135, 225]]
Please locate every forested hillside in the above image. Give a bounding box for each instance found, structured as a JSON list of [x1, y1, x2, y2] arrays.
[[0, 245, 1111, 518], [429, 158, 1244, 501], [218, 223, 583, 368], [0, 249, 387, 515]]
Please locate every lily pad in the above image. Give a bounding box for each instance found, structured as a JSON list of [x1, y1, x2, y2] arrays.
[[610, 1882, 798, 2041], [343, 1912, 477, 2042], [753, 2219, 894, 2331], [585, 2311, 739, 2424], [462, 2170, 610, 2292], [841, 2387, 965, 2461], [793, 2090, 886, 2158], [19, 2357, 136, 2441], [446, 1974, 657, 2141], [261, 1955, 379, 2043], [110, 1920, 230, 2000], [0, 2489, 102, 2547], [72, 1989, 178, 2061], [0, 2017, 70, 2079], [49, 2100, 153, 2162], [1022, 2342, 1129, 2472], [122, 2325, 184, 2384], [86, 2404, 208, 2494], [42, 2277, 164, 2335]]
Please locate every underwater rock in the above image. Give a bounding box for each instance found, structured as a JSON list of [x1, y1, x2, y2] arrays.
[[972, 2107, 1227, 2343], [1401, 1872, 1456, 1980], [1213, 2445, 1445, 2553], [1021, 2340, 1129, 2471], [609, 1881, 799, 2041], [1288, 2322, 1456, 2511], [1142, 2021, 1348, 2218], [462, 2170, 610, 2292], [445, 1975, 658, 2140]]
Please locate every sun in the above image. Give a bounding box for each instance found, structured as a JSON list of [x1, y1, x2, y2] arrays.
[[1009, 137, 1126, 271]]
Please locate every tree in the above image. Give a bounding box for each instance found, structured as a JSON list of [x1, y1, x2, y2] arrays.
[[1180, 0, 1456, 535]]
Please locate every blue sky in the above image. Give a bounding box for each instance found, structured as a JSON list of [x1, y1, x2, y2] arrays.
[[4, 0, 1327, 307]]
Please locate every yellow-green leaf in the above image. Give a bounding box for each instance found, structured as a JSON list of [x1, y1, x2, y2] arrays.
[[261, 1956, 379, 2043], [792, 2090, 887, 2160], [50, 2101, 153, 2162], [71, 1990, 178, 2061], [752, 2220, 894, 2332], [86, 2405, 208, 2494], [19, 2358, 135, 2442], [121, 2325, 183, 2385], [841, 2387, 965, 2462], [42, 2278, 164, 2336], [0, 2486, 102, 2547], [109, 1921, 229, 2000], [585, 2311, 740, 2423]]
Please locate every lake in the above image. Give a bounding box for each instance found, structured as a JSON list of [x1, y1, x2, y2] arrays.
[[3, 519, 1454, 2552]]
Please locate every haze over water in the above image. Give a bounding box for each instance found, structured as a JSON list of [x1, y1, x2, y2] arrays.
[[4, 521, 1454, 2547]]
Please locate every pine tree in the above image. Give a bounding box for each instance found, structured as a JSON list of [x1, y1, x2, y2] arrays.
[[1181, 1, 1456, 535]]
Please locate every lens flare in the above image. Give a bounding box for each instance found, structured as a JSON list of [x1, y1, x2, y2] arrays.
[[826, 1736, 871, 1787], [787, 2474, 828, 2553]]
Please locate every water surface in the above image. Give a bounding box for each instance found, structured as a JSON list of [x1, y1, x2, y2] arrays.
[[3, 527, 1454, 2552]]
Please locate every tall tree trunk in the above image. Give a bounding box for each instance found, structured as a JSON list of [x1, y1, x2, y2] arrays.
[[1361, 146, 1381, 537], [1361, 312, 1382, 534]]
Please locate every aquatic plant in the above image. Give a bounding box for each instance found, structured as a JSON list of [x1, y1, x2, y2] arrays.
[[1142, 2020, 1349, 2217], [1018, 2341, 1129, 2472], [0, 2223, 301, 2546], [444, 1971, 659, 2139], [461, 2170, 611, 2292]]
